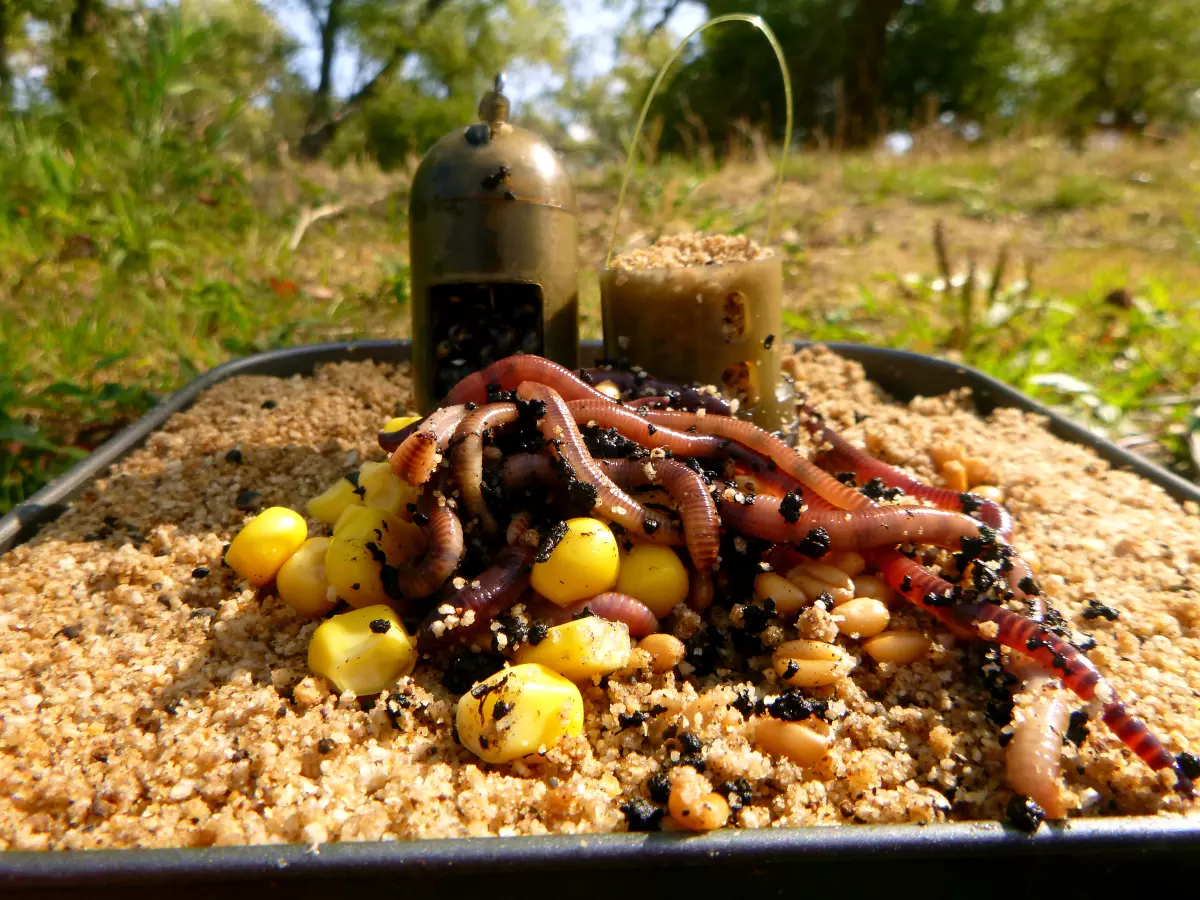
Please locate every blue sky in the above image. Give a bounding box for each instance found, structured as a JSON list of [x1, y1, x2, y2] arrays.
[[270, 0, 708, 104]]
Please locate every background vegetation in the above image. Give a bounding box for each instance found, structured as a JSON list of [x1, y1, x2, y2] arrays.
[[2, 0, 1200, 513]]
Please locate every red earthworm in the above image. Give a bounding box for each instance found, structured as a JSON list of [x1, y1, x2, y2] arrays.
[[864, 546, 1060, 807], [389, 404, 470, 485], [379, 421, 420, 453], [643, 409, 867, 510], [1007, 674, 1072, 819], [864, 549, 977, 641], [821, 444, 1014, 538], [444, 356, 619, 407], [494, 436, 792, 573], [812, 426, 1042, 617], [868, 550, 1191, 794], [1003, 554, 1042, 620], [537, 593, 659, 637], [624, 395, 673, 409], [566, 400, 802, 496], [717, 494, 986, 552], [690, 571, 714, 610], [417, 544, 534, 651], [764, 544, 810, 578], [567, 400, 727, 456], [581, 368, 732, 415], [396, 479, 465, 600], [975, 603, 1188, 794], [726, 459, 835, 503], [451, 402, 519, 535], [392, 356, 619, 451], [802, 407, 1013, 537], [506, 510, 533, 545], [516, 382, 683, 545], [498, 452, 557, 491], [807, 428, 1038, 616], [726, 467, 843, 507], [579, 593, 659, 636], [596, 458, 719, 573]]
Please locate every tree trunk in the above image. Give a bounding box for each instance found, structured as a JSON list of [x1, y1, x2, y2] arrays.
[[55, 0, 96, 104], [297, 0, 451, 160], [841, 0, 903, 147], [307, 0, 344, 128]]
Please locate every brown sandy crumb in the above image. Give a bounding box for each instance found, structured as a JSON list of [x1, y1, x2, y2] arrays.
[[1, 348, 1198, 852], [611, 233, 773, 269]]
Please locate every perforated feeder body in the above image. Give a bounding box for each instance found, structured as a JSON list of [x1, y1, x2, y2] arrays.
[[409, 79, 580, 412], [599, 255, 794, 432]]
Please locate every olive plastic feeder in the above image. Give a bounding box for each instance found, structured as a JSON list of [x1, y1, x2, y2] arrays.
[[408, 75, 580, 412], [599, 255, 791, 432]]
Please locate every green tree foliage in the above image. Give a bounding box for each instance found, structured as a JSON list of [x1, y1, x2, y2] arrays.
[[638, 0, 1022, 150], [645, 0, 841, 149], [882, 0, 1033, 129], [0, 1, 17, 108], [1, 2, 297, 269], [5, 2, 295, 140], [559, 20, 683, 160], [1016, 0, 1200, 136], [626, 0, 1200, 153], [287, 0, 567, 162], [2, 0, 1199, 165], [351, 0, 568, 168]]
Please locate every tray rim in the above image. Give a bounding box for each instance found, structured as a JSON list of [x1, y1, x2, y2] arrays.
[[3, 816, 1200, 887], [2, 338, 1198, 883]]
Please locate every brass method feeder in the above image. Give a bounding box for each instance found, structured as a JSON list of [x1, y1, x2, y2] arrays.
[[409, 74, 579, 412]]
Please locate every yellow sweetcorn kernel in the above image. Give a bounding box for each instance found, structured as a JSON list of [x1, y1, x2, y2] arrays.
[[358, 461, 420, 520], [455, 664, 584, 764], [308, 605, 417, 695], [514, 617, 632, 682], [308, 462, 419, 526], [307, 475, 361, 527], [225, 506, 307, 587], [529, 517, 620, 607], [962, 457, 993, 488], [381, 415, 422, 434], [325, 506, 425, 608], [614, 544, 689, 617], [332, 502, 362, 535], [276, 537, 335, 617]]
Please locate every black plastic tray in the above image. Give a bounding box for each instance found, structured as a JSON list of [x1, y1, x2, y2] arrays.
[[3, 340, 1199, 895]]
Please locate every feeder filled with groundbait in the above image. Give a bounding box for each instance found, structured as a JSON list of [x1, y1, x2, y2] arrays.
[[408, 75, 580, 413], [598, 14, 795, 434]]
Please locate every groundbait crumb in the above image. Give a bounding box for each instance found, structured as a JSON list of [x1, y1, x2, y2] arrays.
[[0, 348, 1198, 851], [610, 233, 773, 269]]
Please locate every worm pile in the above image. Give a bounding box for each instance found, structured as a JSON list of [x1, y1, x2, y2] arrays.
[[380, 354, 1194, 818]]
